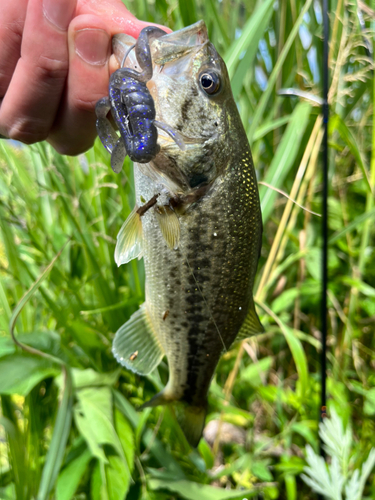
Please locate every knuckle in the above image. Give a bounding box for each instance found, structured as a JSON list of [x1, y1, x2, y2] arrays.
[[2, 20, 23, 45], [0, 22, 23, 95], [34, 54, 68, 82], [0, 70, 10, 96], [54, 143, 87, 156], [74, 93, 105, 113], [8, 119, 48, 144]]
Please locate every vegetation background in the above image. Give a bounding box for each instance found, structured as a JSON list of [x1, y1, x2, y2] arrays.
[[1, 0, 374, 498]]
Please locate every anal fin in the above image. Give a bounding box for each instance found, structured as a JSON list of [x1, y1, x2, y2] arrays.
[[237, 300, 265, 340], [115, 205, 143, 266], [112, 304, 164, 375]]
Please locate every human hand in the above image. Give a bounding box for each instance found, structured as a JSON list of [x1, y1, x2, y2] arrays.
[[0, 0, 169, 155]]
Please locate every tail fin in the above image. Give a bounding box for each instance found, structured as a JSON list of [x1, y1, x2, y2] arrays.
[[139, 391, 206, 447], [174, 402, 206, 447]]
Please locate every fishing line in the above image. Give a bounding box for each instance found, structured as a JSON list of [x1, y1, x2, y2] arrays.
[[121, 43, 136, 68], [320, 0, 329, 468], [184, 252, 228, 353]]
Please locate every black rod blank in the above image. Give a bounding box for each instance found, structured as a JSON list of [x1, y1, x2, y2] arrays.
[[320, 0, 329, 448]]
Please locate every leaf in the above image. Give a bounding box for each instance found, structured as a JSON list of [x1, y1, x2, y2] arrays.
[[113, 390, 185, 479], [329, 208, 375, 244], [0, 353, 60, 396], [178, 0, 197, 26], [259, 102, 311, 223], [69, 320, 108, 350], [85, 409, 134, 500], [74, 387, 124, 464], [105, 455, 131, 500], [319, 408, 352, 466], [344, 469, 360, 500], [358, 449, 375, 498], [252, 115, 292, 141], [291, 421, 317, 448], [90, 462, 103, 500], [147, 479, 256, 500], [272, 289, 299, 314], [0, 331, 62, 359], [198, 439, 214, 470], [364, 388, 375, 416], [248, 0, 314, 140], [301, 446, 334, 497], [251, 461, 273, 482], [240, 356, 273, 387], [224, 0, 274, 96], [114, 408, 134, 478], [329, 114, 372, 193], [55, 368, 121, 391], [56, 449, 92, 500], [37, 367, 74, 500], [279, 324, 309, 399]]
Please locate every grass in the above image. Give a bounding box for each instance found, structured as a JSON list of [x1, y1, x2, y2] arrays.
[[1, 0, 375, 498]]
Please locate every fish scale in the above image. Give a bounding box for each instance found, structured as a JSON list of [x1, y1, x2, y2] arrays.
[[137, 136, 261, 406]]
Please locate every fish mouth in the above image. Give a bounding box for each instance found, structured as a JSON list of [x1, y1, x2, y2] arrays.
[[112, 21, 209, 68], [150, 21, 209, 65], [157, 129, 218, 148]]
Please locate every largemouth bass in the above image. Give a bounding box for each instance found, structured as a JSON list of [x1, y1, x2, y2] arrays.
[[96, 21, 264, 447]]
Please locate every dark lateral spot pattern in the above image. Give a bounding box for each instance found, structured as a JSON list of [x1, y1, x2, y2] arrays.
[[140, 144, 262, 407]]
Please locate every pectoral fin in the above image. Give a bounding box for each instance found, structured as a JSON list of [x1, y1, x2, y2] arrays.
[[115, 206, 143, 266], [155, 205, 180, 250], [112, 303, 164, 375], [237, 300, 264, 340]]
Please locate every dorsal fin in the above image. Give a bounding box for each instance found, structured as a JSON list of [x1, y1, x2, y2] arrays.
[[237, 300, 264, 340]]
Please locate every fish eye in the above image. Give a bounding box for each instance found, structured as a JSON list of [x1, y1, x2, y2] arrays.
[[199, 71, 221, 95]]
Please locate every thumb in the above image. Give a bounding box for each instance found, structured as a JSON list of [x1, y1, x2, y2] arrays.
[[76, 0, 171, 38]]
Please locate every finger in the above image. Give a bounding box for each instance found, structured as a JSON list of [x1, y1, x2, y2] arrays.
[[77, 0, 171, 37], [0, 0, 28, 97], [48, 14, 111, 155], [0, 0, 76, 143]]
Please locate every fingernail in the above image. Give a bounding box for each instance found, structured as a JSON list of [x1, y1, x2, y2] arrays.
[[43, 0, 76, 31], [75, 29, 110, 66]]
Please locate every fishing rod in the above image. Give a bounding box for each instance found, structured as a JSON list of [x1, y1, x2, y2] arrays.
[[317, 0, 329, 496], [320, 0, 329, 467], [320, 0, 329, 433]]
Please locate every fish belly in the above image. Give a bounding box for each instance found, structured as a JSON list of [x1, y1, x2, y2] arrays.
[[135, 153, 262, 407]]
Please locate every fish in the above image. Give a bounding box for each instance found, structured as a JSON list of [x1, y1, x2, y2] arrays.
[[98, 21, 264, 447]]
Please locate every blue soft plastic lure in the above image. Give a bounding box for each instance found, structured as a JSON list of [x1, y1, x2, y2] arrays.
[[95, 26, 185, 173]]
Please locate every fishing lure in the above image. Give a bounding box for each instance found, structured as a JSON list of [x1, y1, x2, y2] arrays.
[[95, 26, 185, 173]]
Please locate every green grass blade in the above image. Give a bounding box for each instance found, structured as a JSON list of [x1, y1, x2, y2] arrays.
[[329, 114, 372, 193], [329, 208, 375, 244], [224, 0, 274, 78], [257, 300, 309, 398], [248, 0, 313, 141], [259, 102, 311, 223], [226, 0, 274, 99], [37, 367, 73, 500], [252, 115, 292, 141], [56, 449, 92, 500], [178, 0, 198, 26], [147, 479, 256, 499]]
